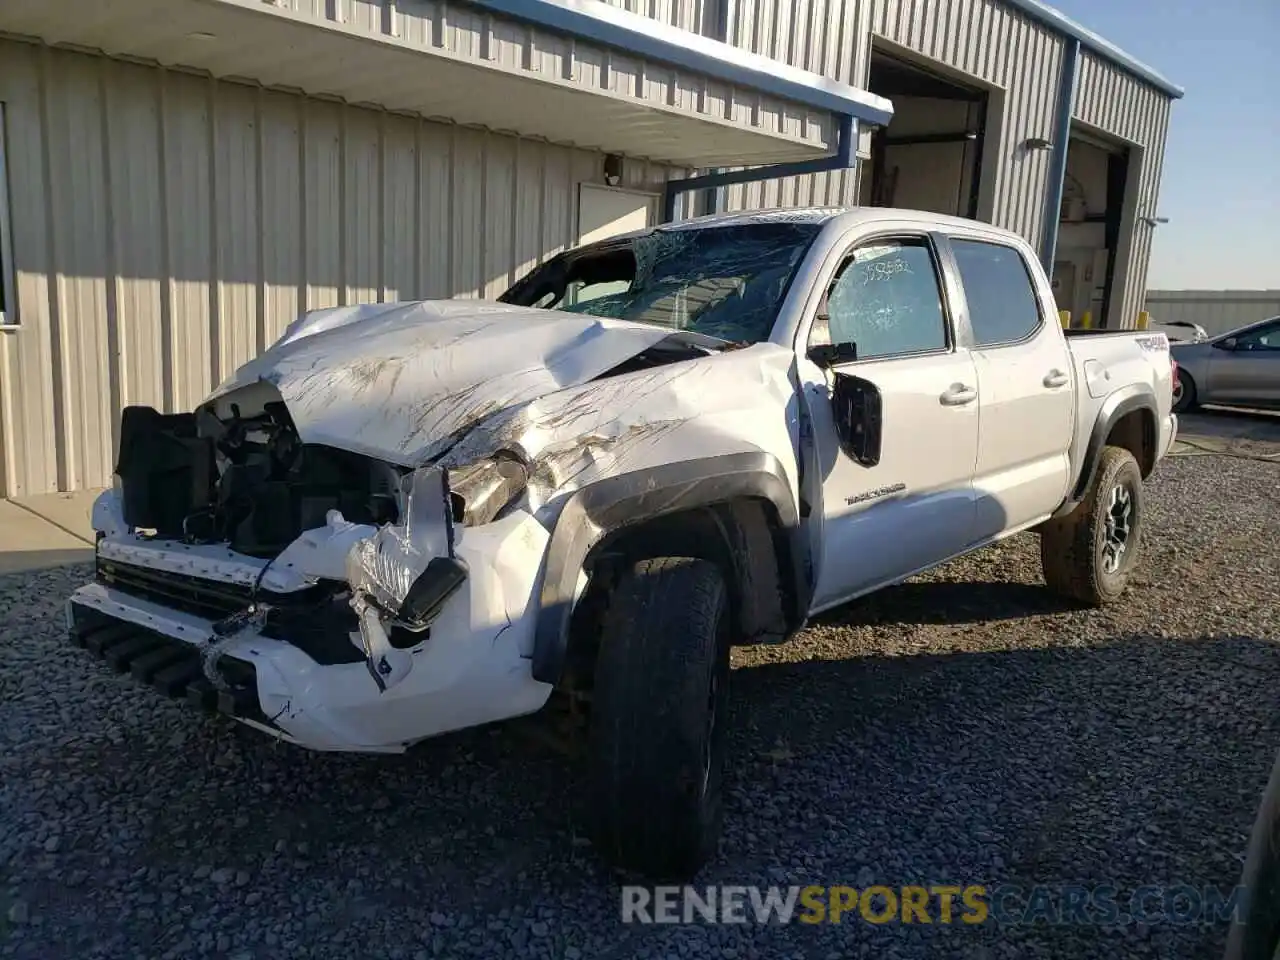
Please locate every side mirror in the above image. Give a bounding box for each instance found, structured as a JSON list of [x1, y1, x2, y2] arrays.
[[1218, 337, 1239, 351], [807, 342, 859, 368], [831, 372, 883, 466]]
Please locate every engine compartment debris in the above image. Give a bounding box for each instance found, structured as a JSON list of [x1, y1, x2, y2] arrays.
[[116, 402, 400, 557]]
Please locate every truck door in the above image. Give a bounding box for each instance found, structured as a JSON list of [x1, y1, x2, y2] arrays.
[[799, 233, 979, 615], [947, 237, 1075, 539]]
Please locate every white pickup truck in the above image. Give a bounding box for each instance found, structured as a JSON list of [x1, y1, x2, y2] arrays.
[[69, 207, 1177, 879]]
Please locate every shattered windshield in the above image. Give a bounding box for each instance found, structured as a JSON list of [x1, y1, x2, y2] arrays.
[[499, 221, 822, 343]]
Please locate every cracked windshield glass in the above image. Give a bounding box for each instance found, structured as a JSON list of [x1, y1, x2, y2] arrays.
[[508, 221, 822, 343]]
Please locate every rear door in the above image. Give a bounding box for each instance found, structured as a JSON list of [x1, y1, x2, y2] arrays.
[[799, 231, 980, 613], [946, 235, 1075, 539]]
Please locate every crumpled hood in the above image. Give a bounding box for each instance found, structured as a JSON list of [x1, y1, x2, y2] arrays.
[[207, 300, 691, 465]]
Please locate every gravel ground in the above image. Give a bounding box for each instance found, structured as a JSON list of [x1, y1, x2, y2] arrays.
[[2, 450, 1278, 960]]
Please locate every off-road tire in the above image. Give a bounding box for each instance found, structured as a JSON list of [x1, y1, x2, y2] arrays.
[[588, 556, 730, 880], [1040, 445, 1145, 606], [1224, 750, 1280, 960], [1172, 370, 1199, 413]]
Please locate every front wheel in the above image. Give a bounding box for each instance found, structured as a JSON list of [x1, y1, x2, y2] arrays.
[[1040, 445, 1145, 606], [588, 557, 731, 880]]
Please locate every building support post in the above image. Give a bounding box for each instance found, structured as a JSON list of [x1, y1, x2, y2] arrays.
[[1039, 38, 1080, 273]]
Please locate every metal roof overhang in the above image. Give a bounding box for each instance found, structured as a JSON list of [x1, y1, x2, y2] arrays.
[[0, 0, 894, 169]]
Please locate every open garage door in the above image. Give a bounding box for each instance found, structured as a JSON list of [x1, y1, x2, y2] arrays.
[[861, 50, 989, 219], [1053, 127, 1131, 328]]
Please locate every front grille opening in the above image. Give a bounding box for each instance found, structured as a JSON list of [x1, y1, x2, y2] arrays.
[[95, 558, 365, 665]]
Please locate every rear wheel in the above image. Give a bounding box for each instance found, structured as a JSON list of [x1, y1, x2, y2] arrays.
[[1040, 445, 1145, 606], [588, 557, 730, 880], [1172, 370, 1199, 413]]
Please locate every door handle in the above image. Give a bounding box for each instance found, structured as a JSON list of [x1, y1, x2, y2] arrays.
[[939, 383, 978, 406], [1043, 369, 1069, 388]]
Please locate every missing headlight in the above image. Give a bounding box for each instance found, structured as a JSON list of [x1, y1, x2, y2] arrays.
[[447, 451, 529, 526]]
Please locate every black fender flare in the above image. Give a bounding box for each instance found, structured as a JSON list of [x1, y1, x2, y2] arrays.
[[1059, 385, 1157, 514], [531, 451, 803, 685]]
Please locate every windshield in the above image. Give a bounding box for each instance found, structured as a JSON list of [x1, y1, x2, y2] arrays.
[[499, 222, 822, 343]]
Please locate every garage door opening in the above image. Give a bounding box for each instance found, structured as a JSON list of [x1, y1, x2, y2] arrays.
[[1051, 128, 1131, 328], [861, 49, 989, 219]]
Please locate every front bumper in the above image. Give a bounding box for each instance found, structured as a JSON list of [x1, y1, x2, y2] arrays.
[[68, 508, 556, 753]]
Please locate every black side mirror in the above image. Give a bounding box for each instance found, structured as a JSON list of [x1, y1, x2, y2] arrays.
[[1217, 337, 1239, 351], [831, 372, 883, 466], [807, 342, 859, 368]]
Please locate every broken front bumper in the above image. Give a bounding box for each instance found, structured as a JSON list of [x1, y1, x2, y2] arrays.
[[67, 495, 556, 753]]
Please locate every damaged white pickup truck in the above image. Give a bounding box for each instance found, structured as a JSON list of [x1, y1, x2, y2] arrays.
[[70, 208, 1177, 879]]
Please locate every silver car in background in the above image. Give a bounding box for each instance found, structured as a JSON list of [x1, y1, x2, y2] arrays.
[[1150, 319, 1209, 343], [1171, 315, 1280, 413]]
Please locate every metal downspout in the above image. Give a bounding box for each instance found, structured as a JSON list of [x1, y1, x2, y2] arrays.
[[1040, 38, 1081, 272], [662, 114, 858, 222]]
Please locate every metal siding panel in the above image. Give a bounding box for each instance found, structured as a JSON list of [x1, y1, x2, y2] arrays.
[[164, 70, 215, 413], [46, 49, 114, 491], [349, 0, 385, 33], [612, 0, 703, 32], [304, 99, 342, 310], [260, 89, 304, 347], [443, 3, 485, 59], [382, 113, 419, 303], [105, 60, 166, 417], [399, 0, 433, 46], [417, 119, 453, 299], [484, 133, 517, 298], [1075, 51, 1167, 144], [344, 106, 381, 306], [451, 126, 485, 298], [214, 82, 260, 382], [719, 0, 872, 205], [541, 143, 574, 264], [513, 139, 546, 286], [490, 17, 529, 71], [0, 40, 58, 496]]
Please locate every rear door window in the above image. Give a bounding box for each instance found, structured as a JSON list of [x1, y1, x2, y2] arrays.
[[951, 239, 1044, 347]]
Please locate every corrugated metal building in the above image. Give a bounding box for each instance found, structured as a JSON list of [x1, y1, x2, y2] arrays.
[[0, 0, 1181, 495], [1145, 290, 1280, 339]]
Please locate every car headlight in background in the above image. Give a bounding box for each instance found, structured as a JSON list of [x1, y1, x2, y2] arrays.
[[446, 451, 529, 526]]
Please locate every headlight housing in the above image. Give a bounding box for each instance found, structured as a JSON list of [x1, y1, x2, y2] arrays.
[[446, 451, 529, 526]]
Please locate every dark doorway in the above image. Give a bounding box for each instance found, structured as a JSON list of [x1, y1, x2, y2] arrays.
[[1052, 128, 1131, 328], [864, 50, 989, 219]]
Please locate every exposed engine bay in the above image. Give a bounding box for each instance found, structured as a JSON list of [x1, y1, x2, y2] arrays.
[[116, 402, 402, 557]]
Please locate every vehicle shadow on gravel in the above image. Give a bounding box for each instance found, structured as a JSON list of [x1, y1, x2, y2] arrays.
[[813, 577, 1083, 626]]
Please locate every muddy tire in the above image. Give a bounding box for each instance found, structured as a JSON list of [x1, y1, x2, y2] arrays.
[[1172, 370, 1199, 413], [1224, 750, 1280, 960], [588, 556, 730, 880], [1040, 445, 1145, 606]]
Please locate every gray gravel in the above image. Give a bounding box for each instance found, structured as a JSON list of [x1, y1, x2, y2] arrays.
[[2, 449, 1278, 959]]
